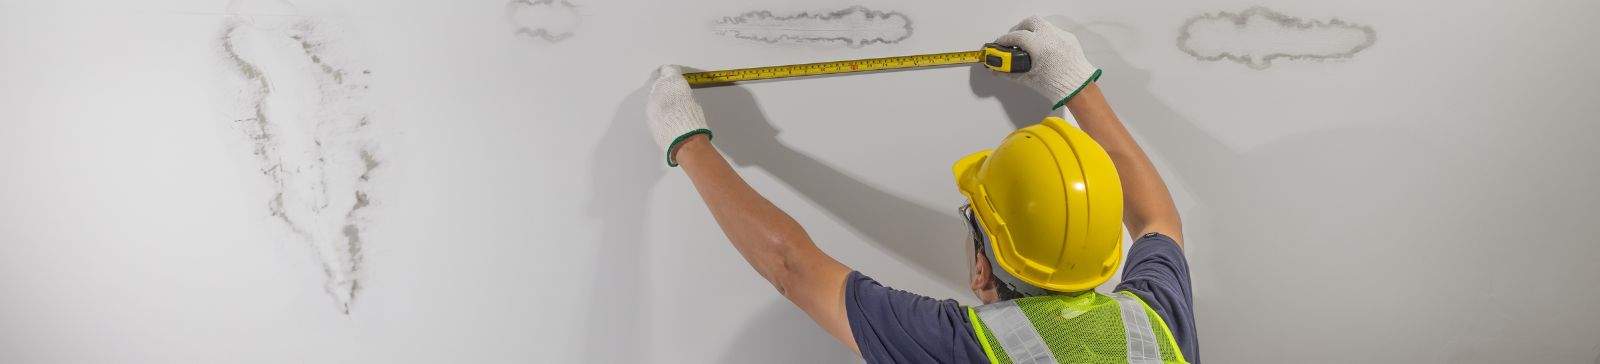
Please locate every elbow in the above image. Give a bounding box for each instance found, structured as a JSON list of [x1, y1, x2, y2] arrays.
[[744, 225, 825, 300], [771, 257, 796, 298], [754, 235, 803, 296], [766, 237, 822, 301], [772, 247, 813, 300]]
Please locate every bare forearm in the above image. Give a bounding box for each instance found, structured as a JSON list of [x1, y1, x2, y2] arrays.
[[1063, 84, 1184, 246], [672, 134, 858, 352]]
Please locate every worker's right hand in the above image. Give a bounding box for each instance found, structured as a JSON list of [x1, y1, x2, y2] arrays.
[[992, 16, 1102, 110], [647, 65, 712, 167]]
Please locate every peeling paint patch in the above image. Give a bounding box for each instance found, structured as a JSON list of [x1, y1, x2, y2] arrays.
[[712, 6, 912, 47], [221, 2, 379, 314], [1177, 6, 1376, 69], [507, 0, 580, 42]]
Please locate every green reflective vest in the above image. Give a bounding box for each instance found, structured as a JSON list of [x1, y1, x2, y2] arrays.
[[966, 291, 1189, 364]]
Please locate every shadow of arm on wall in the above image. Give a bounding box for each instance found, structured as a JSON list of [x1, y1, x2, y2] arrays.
[[965, 16, 1243, 199], [582, 83, 663, 362], [718, 300, 858, 364], [696, 84, 970, 291], [1044, 16, 1242, 200], [968, 65, 1055, 130]]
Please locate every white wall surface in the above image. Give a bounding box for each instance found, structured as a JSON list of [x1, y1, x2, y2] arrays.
[[2, 0, 1598, 363]]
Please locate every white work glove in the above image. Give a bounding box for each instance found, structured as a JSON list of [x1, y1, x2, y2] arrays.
[[646, 65, 712, 167], [993, 16, 1101, 109]]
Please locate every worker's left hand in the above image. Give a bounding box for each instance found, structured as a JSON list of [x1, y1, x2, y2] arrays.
[[992, 16, 1101, 109], [646, 65, 712, 167]]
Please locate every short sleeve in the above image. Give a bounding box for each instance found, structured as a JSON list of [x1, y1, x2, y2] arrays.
[[844, 271, 989, 364], [1114, 233, 1201, 363]]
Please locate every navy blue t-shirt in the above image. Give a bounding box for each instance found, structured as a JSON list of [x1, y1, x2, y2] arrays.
[[844, 233, 1199, 363]]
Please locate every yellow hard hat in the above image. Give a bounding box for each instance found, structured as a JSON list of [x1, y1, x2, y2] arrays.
[[953, 117, 1124, 293]]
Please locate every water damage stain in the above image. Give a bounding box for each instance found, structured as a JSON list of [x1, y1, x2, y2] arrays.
[[712, 6, 912, 47], [507, 0, 581, 42], [1177, 6, 1377, 69], [221, 3, 379, 314]]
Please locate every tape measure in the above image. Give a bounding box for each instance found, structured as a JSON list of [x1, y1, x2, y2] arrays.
[[683, 43, 1031, 86]]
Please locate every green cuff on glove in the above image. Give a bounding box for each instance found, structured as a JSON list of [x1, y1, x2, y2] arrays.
[[1051, 69, 1103, 111], [666, 129, 713, 167]]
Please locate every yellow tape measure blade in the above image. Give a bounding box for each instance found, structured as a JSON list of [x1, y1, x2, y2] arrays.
[[684, 50, 984, 86]]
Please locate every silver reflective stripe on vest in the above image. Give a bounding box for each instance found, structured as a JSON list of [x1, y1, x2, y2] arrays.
[[1112, 293, 1163, 364], [974, 300, 1058, 364]]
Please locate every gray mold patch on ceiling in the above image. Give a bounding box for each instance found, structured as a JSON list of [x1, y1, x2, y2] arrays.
[[507, 0, 580, 42], [712, 6, 912, 47], [1177, 6, 1377, 69], [220, 4, 379, 314]]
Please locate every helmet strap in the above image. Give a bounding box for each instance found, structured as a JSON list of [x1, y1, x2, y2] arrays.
[[972, 217, 1056, 299], [987, 252, 1054, 299]]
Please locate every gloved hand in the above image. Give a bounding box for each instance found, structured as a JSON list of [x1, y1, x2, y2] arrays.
[[992, 16, 1101, 109], [646, 65, 712, 167]]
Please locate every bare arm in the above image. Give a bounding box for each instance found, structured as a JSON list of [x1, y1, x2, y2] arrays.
[[673, 134, 860, 354], [1063, 84, 1185, 247]]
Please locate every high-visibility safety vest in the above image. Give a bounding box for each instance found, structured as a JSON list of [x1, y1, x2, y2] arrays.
[[966, 291, 1189, 364]]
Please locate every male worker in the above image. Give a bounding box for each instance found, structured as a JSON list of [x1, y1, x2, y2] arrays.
[[645, 17, 1198, 363]]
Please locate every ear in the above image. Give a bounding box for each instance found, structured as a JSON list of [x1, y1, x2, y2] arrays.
[[970, 248, 992, 291], [970, 249, 1003, 304]]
